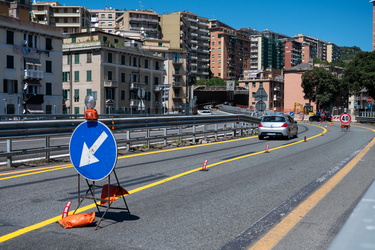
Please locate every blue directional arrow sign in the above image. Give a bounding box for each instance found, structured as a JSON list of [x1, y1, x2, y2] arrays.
[[69, 121, 117, 181]]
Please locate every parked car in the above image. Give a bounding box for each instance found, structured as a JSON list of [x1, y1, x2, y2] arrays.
[[258, 114, 298, 140], [309, 112, 332, 122], [197, 110, 212, 115]]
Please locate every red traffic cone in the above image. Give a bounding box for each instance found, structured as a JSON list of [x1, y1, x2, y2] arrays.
[[265, 144, 270, 153], [200, 159, 209, 171], [321, 132, 324, 136]]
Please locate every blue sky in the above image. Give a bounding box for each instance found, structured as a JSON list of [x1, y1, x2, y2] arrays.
[[59, 0, 373, 51]]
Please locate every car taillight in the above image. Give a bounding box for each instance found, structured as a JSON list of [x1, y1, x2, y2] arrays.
[[258, 123, 263, 127], [281, 123, 288, 127]]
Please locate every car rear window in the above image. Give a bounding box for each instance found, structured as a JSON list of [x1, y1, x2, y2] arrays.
[[262, 116, 285, 122]]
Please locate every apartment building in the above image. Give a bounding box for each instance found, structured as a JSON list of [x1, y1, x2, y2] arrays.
[[238, 69, 284, 111], [0, 15, 64, 115], [160, 11, 210, 84], [62, 30, 166, 115], [293, 34, 340, 63], [281, 38, 303, 69], [89, 7, 125, 34], [0, 0, 32, 21], [116, 9, 160, 39], [209, 20, 251, 80], [31, 1, 91, 34], [142, 39, 188, 113], [249, 35, 285, 70]]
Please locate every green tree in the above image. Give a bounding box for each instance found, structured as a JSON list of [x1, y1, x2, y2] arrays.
[[301, 67, 341, 110], [342, 51, 375, 98]]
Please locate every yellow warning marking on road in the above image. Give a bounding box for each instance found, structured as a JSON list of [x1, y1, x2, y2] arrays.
[[0, 124, 335, 243]]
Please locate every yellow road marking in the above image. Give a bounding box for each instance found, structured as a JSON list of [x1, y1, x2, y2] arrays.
[[0, 126, 328, 243], [249, 135, 375, 249]]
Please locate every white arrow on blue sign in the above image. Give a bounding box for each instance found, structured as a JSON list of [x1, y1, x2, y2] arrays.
[[69, 121, 117, 181]]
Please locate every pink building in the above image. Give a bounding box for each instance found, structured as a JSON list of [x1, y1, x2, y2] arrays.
[[283, 63, 316, 114]]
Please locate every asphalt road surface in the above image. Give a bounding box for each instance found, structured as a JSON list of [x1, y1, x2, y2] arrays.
[[0, 121, 374, 249]]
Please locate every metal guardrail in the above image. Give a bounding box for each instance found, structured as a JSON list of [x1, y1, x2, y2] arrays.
[[0, 114, 261, 167]]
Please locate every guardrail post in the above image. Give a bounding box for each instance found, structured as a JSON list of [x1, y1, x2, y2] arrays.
[[179, 126, 182, 142], [215, 124, 218, 140], [232, 122, 236, 137], [163, 128, 167, 147], [146, 129, 150, 148], [224, 124, 227, 139], [204, 125, 207, 141], [6, 139, 12, 168], [192, 125, 196, 143], [126, 131, 130, 152], [45, 136, 50, 162]]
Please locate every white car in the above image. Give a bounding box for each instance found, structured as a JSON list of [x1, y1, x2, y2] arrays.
[[197, 110, 212, 115], [258, 114, 298, 140]]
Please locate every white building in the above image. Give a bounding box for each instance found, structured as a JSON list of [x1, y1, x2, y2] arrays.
[[0, 15, 65, 115]]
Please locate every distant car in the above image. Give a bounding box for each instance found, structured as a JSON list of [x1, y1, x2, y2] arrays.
[[309, 113, 332, 122], [197, 110, 212, 115], [258, 114, 298, 140]]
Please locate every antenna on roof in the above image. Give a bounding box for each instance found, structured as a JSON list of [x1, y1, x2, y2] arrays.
[[139, 1, 143, 10]]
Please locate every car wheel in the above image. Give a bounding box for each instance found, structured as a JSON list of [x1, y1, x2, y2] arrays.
[[258, 135, 264, 140], [309, 117, 313, 122], [285, 132, 291, 140]]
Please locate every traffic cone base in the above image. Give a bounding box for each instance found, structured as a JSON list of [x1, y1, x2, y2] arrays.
[[265, 144, 270, 153]]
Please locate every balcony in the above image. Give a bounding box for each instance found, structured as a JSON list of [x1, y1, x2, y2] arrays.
[[173, 82, 184, 87], [23, 69, 43, 79], [153, 85, 161, 92], [104, 80, 118, 88], [130, 82, 146, 90], [52, 12, 80, 17], [130, 99, 140, 107]]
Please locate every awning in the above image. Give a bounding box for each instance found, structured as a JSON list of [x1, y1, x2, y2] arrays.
[[27, 109, 45, 114], [24, 57, 41, 66], [26, 104, 44, 114], [25, 80, 42, 87]]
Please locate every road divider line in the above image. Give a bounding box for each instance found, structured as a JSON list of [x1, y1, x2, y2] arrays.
[[0, 126, 327, 243], [249, 136, 375, 250]]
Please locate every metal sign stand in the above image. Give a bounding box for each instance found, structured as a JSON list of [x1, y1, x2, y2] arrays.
[[73, 169, 131, 230]]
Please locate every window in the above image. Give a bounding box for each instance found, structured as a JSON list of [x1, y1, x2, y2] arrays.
[[145, 59, 149, 68], [108, 14, 113, 18], [101, 14, 105, 18], [154, 76, 159, 85], [74, 71, 79, 82], [74, 107, 79, 114], [6, 55, 14, 69], [63, 89, 70, 100], [74, 89, 79, 102], [108, 22, 112, 26], [121, 72, 125, 83], [46, 82, 52, 95], [133, 57, 137, 67], [6, 30, 14, 44], [145, 75, 149, 85], [108, 52, 112, 63], [86, 89, 92, 96], [86, 70, 92, 81], [121, 90, 125, 100], [155, 61, 160, 70], [71, 37, 76, 43], [46, 60, 52, 73], [3, 79, 18, 93], [107, 71, 112, 80], [87, 52, 92, 63], [74, 53, 79, 64], [46, 105, 52, 114], [67, 55, 70, 64], [121, 55, 125, 65], [62, 72, 70, 82]]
